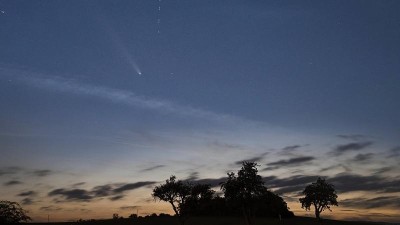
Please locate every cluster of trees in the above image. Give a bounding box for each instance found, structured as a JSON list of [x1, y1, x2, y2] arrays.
[[153, 162, 294, 225], [153, 162, 338, 225]]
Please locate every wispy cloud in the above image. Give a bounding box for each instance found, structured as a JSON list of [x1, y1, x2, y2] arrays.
[[18, 191, 37, 197], [333, 141, 373, 155], [266, 156, 315, 167], [0, 166, 23, 176], [353, 153, 374, 162], [388, 146, 400, 157], [4, 180, 23, 186], [341, 196, 400, 209], [1, 67, 240, 122], [32, 169, 53, 177], [337, 134, 368, 141], [140, 165, 166, 172], [48, 181, 156, 202], [282, 145, 303, 152], [120, 205, 141, 210], [234, 152, 269, 165]]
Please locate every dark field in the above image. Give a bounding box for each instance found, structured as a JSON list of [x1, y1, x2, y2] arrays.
[[30, 216, 391, 225]]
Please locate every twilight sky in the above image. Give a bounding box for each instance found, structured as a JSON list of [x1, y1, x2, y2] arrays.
[[0, 0, 400, 222]]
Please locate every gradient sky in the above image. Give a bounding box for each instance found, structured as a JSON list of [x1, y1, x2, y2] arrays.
[[1, 0, 400, 223]]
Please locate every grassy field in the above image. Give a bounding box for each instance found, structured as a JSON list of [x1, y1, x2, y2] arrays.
[[30, 216, 392, 225]]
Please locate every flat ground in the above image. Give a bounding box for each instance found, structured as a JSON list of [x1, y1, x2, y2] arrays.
[[30, 216, 391, 225]]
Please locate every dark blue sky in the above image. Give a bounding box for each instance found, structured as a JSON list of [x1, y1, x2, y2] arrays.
[[0, 0, 399, 222]]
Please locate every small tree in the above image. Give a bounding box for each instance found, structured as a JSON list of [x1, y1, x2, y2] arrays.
[[299, 177, 338, 220], [0, 201, 31, 224], [221, 162, 267, 225], [152, 175, 214, 225]]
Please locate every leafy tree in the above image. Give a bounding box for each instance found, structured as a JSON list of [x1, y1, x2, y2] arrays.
[[0, 201, 31, 224], [221, 162, 267, 225], [183, 183, 214, 215], [299, 177, 338, 220], [152, 175, 214, 225]]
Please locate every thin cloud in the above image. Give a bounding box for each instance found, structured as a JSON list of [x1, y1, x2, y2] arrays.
[[192, 177, 227, 188], [120, 206, 140, 210], [185, 172, 199, 181], [341, 196, 400, 209], [373, 167, 393, 175], [353, 153, 374, 162], [388, 146, 400, 157], [333, 141, 373, 154], [48, 188, 92, 202], [113, 182, 156, 193], [0, 67, 241, 122], [319, 164, 352, 173], [72, 182, 86, 187], [0, 166, 23, 176], [4, 180, 22, 186], [264, 175, 320, 194], [330, 173, 400, 193], [140, 165, 166, 172], [109, 195, 124, 201], [208, 140, 245, 150], [40, 206, 63, 212], [282, 145, 303, 151], [32, 169, 52, 177], [234, 152, 269, 165], [337, 134, 367, 141], [266, 156, 315, 167], [48, 181, 157, 202], [91, 184, 114, 197], [279, 144, 309, 156], [18, 191, 37, 197], [21, 198, 34, 205]]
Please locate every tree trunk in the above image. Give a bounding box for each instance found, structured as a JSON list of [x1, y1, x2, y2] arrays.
[[314, 204, 320, 220], [242, 206, 254, 225], [315, 210, 320, 220]]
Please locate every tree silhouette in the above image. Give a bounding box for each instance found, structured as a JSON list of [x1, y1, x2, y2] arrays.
[[299, 177, 338, 220], [183, 183, 214, 215], [0, 201, 31, 224], [152, 175, 214, 225], [221, 162, 267, 225]]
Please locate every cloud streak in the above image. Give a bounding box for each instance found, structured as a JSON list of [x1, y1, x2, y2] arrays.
[[234, 152, 269, 165], [4, 180, 22, 186], [140, 165, 166, 172], [266, 156, 315, 167], [48, 181, 156, 202], [341, 196, 400, 209], [333, 141, 373, 155], [1, 67, 239, 122]]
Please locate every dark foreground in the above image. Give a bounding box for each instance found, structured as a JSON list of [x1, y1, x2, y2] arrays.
[[30, 216, 392, 225]]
